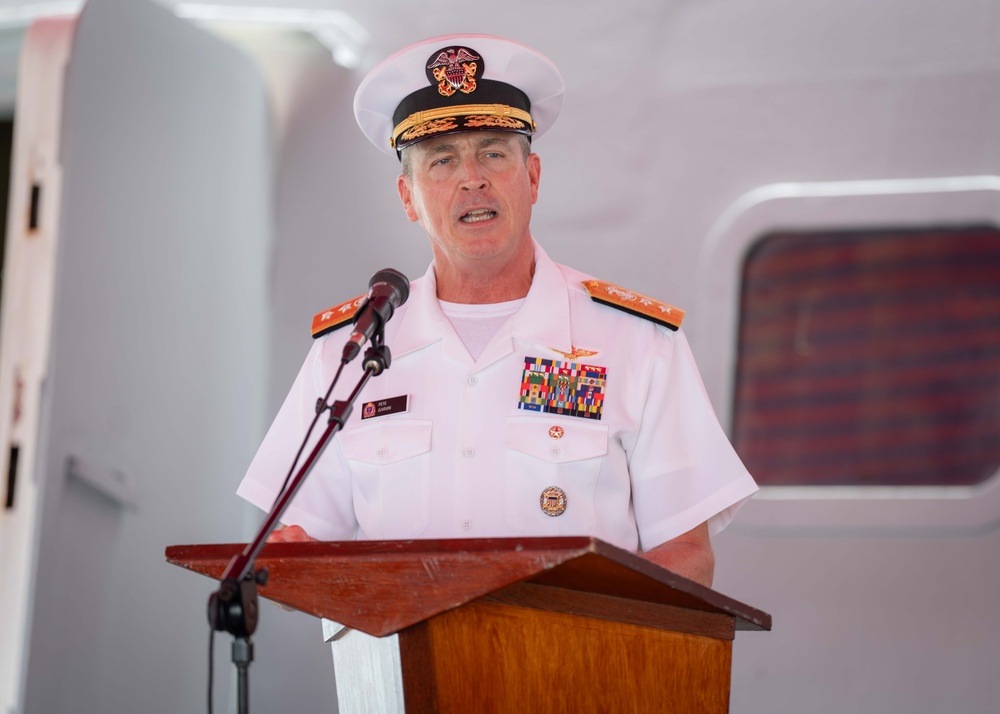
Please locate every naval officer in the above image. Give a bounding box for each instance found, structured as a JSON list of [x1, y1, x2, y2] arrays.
[[237, 34, 757, 588]]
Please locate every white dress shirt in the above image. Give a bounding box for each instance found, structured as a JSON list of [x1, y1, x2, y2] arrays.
[[237, 241, 757, 553]]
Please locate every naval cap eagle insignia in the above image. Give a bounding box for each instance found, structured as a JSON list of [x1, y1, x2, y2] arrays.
[[426, 46, 483, 96]]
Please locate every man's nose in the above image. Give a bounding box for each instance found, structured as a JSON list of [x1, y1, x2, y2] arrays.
[[459, 160, 488, 190]]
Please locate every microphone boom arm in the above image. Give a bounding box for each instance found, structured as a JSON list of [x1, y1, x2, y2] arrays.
[[207, 336, 393, 714]]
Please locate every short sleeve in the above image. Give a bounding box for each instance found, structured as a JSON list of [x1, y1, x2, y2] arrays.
[[628, 328, 758, 551], [236, 338, 359, 541]]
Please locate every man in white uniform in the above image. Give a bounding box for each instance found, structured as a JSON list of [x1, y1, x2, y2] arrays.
[[237, 34, 757, 588]]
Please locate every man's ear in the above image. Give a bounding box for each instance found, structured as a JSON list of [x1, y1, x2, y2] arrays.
[[527, 152, 541, 204], [397, 174, 419, 223]]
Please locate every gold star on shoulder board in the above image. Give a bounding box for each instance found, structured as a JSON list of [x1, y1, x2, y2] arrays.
[[311, 293, 367, 338], [582, 280, 684, 331]]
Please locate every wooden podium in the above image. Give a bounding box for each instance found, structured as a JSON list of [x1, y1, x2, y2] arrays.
[[166, 537, 770, 713]]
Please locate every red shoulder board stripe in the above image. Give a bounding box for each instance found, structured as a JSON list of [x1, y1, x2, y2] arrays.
[[311, 293, 367, 338], [582, 279, 684, 331]]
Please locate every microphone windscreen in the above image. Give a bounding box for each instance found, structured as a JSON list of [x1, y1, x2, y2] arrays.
[[370, 268, 410, 308]]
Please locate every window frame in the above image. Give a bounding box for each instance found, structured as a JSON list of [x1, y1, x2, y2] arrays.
[[693, 176, 1000, 535]]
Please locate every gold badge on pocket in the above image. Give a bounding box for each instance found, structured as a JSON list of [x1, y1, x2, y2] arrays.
[[540, 486, 567, 517]]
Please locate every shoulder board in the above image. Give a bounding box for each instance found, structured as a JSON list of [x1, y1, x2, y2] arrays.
[[311, 293, 367, 338], [582, 279, 685, 331]]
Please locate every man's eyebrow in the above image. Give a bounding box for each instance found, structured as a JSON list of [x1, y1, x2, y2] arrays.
[[476, 136, 510, 149], [426, 142, 457, 155], [422, 135, 511, 157]]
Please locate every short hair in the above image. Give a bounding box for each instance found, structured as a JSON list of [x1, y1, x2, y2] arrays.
[[400, 133, 532, 178]]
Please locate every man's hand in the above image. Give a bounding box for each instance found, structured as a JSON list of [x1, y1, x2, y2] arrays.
[[267, 524, 317, 543], [640, 521, 715, 588]]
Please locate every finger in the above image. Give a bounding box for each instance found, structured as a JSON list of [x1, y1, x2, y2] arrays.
[[267, 524, 314, 543]]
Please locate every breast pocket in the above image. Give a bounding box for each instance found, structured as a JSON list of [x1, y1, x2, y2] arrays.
[[337, 419, 432, 538], [504, 416, 609, 535]]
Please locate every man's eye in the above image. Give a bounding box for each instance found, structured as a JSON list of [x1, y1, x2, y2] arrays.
[[432, 157, 451, 166]]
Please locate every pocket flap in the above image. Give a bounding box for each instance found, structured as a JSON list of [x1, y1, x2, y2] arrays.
[[338, 419, 433, 465], [505, 417, 608, 463]]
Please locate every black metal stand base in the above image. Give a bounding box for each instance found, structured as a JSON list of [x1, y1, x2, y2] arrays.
[[233, 637, 253, 714]]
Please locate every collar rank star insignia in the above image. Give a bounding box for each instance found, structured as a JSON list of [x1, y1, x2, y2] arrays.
[[311, 293, 367, 339], [582, 280, 685, 331]]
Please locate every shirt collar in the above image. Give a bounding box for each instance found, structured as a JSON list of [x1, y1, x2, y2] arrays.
[[511, 240, 573, 354], [388, 239, 574, 360], [387, 265, 447, 358]]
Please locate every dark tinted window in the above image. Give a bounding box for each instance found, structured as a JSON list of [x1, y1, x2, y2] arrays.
[[734, 226, 1000, 487]]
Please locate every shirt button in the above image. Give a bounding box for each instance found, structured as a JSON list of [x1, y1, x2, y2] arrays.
[[463, 448, 476, 458], [462, 520, 472, 531], [376, 447, 387, 460], [467, 375, 478, 386], [550, 446, 561, 457]]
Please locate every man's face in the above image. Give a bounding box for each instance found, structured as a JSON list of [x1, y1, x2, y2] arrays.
[[397, 132, 541, 276]]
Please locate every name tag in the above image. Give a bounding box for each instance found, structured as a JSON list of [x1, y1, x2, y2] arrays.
[[360, 395, 409, 420]]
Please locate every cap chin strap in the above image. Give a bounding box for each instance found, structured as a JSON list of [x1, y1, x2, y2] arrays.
[[390, 103, 535, 149]]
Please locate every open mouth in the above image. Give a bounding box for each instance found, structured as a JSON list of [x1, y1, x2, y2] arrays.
[[460, 208, 497, 223]]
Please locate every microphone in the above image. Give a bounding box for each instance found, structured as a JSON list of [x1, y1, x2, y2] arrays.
[[342, 268, 410, 363]]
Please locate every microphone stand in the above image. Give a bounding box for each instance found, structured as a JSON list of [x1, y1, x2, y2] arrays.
[[207, 332, 393, 714]]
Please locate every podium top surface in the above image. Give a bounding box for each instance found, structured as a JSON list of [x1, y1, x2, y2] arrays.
[[166, 537, 771, 637]]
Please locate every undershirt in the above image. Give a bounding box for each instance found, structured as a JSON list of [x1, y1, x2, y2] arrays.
[[438, 298, 525, 361]]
